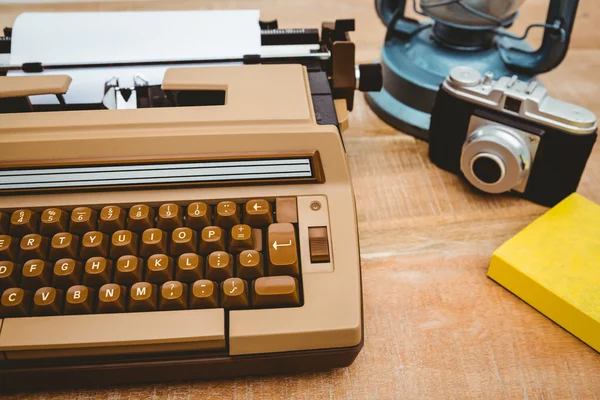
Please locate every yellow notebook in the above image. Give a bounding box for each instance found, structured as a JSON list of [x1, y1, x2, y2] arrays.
[[488, 193, 600, 352]]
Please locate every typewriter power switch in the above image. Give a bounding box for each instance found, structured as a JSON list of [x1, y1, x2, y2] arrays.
[[308, 227, 330, 263]]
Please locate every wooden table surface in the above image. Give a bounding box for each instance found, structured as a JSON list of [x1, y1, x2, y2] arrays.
[[1, 1, 599, 399]]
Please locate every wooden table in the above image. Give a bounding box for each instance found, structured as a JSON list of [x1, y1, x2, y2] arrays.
[[2, 1, 599, 398]]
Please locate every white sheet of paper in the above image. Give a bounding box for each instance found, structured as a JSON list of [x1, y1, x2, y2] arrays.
[[9, 10, 261, 104]]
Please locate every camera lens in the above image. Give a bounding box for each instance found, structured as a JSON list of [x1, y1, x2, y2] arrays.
[[460, 125, 531, 194], [471, 154, 504, 184]]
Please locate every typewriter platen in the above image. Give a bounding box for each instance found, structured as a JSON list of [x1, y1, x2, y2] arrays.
[[0, 15, 381, 391]]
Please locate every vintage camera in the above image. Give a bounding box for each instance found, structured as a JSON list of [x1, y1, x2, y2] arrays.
[[429, 66, 598, 206]]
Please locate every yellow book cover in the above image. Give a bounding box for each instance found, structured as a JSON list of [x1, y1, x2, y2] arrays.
[[488, 193, 600, 352]]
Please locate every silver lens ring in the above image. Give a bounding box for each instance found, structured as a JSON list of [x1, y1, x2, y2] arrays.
[[460, 125, 531, 194]]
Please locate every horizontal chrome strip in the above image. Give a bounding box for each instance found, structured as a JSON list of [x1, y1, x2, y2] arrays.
[[0, 158, 315, 192], [1, 163, 312, 184], [0, 158, 310, 177], [259, 44, 320, 57]]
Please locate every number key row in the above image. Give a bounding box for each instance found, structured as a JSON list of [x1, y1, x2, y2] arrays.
[[0, 199, 275, 237]]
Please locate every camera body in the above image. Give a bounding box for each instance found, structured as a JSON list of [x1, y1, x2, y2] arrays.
[[429, 66, 598, 206]]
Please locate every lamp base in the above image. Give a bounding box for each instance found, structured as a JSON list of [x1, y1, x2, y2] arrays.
[[365, 88, 431, 140], [366, 27, 533, 141]]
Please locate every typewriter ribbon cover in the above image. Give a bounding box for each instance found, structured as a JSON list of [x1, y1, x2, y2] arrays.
[[0, 65, 327, 194]]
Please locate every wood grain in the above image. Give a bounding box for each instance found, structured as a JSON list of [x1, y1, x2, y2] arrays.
[[1, 1, 600, 399]]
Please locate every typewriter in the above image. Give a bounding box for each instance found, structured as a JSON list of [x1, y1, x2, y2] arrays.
[[0, 12, 381, 391]]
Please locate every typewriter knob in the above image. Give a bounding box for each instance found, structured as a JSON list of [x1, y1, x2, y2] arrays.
[[355, 63, 383, 92]]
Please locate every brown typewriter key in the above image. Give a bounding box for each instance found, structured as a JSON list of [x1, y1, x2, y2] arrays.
[[99, 205, 126, 234], [199, 226, 225, 255], [110, 230, 139, 258], [252, 276, 300, 308], [114, 255, 143, 285], [159, 281, 188, 310], [229, 224, 253, 252], [251, 228, 263, 252], [175, 253, 203, 282], [220, 278, 249, 309], [129, 282, 157, 312], [275, 197, 298, 223], [9, 209, 38, 237], [0, 212, 9, 234], [97, 283, 127, 313], [190, 280, 219, 309], [237, 250, 264, 280], [214, 201, 241, 229], [40, 208, 69, 236], [0, 261, 21, 291], [206, 251, 233, 282], [19, 234, 49, 262], [0, 288, 32, 317], [267, 223, 299, 277], [146, 254, 174, 284], [21, 259, 52, 290], [186, 202, 211, 230], [80, 231, 109, 259], [52, 258, 83, 289], [70, 207, 98, 235], [140, 228, 167, 257], [49, 232, 79, 260], [127, 204, 155, 232], [83, 257, 113, 287], [0, 235, 19, 261], [32, 287, 63, 316], [157, 203, 183, 231], [244, 199, 273, 227], [170, 227, 197, 256], [64, 285, 95, 314]]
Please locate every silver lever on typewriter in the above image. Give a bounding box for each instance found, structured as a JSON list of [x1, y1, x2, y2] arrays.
[[102, 75, 148, 110]]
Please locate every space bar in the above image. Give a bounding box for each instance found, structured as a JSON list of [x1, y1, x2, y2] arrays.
[[0, 309, 226, 360]]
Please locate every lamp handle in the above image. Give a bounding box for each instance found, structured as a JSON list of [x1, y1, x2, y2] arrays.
[[499, 0, 580, 74], [375, 0, 423, 41]]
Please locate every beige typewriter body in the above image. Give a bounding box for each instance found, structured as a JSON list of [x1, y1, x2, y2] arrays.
[[0, 65, 361, 367]]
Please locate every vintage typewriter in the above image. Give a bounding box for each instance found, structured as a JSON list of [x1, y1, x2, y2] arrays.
[[0, 11, 381, 391]]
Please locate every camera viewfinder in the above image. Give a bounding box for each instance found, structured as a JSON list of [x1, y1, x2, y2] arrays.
[[504, 97, 522, 113]]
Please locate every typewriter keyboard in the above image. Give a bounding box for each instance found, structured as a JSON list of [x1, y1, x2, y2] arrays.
[[0, 198, 303, 317]]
